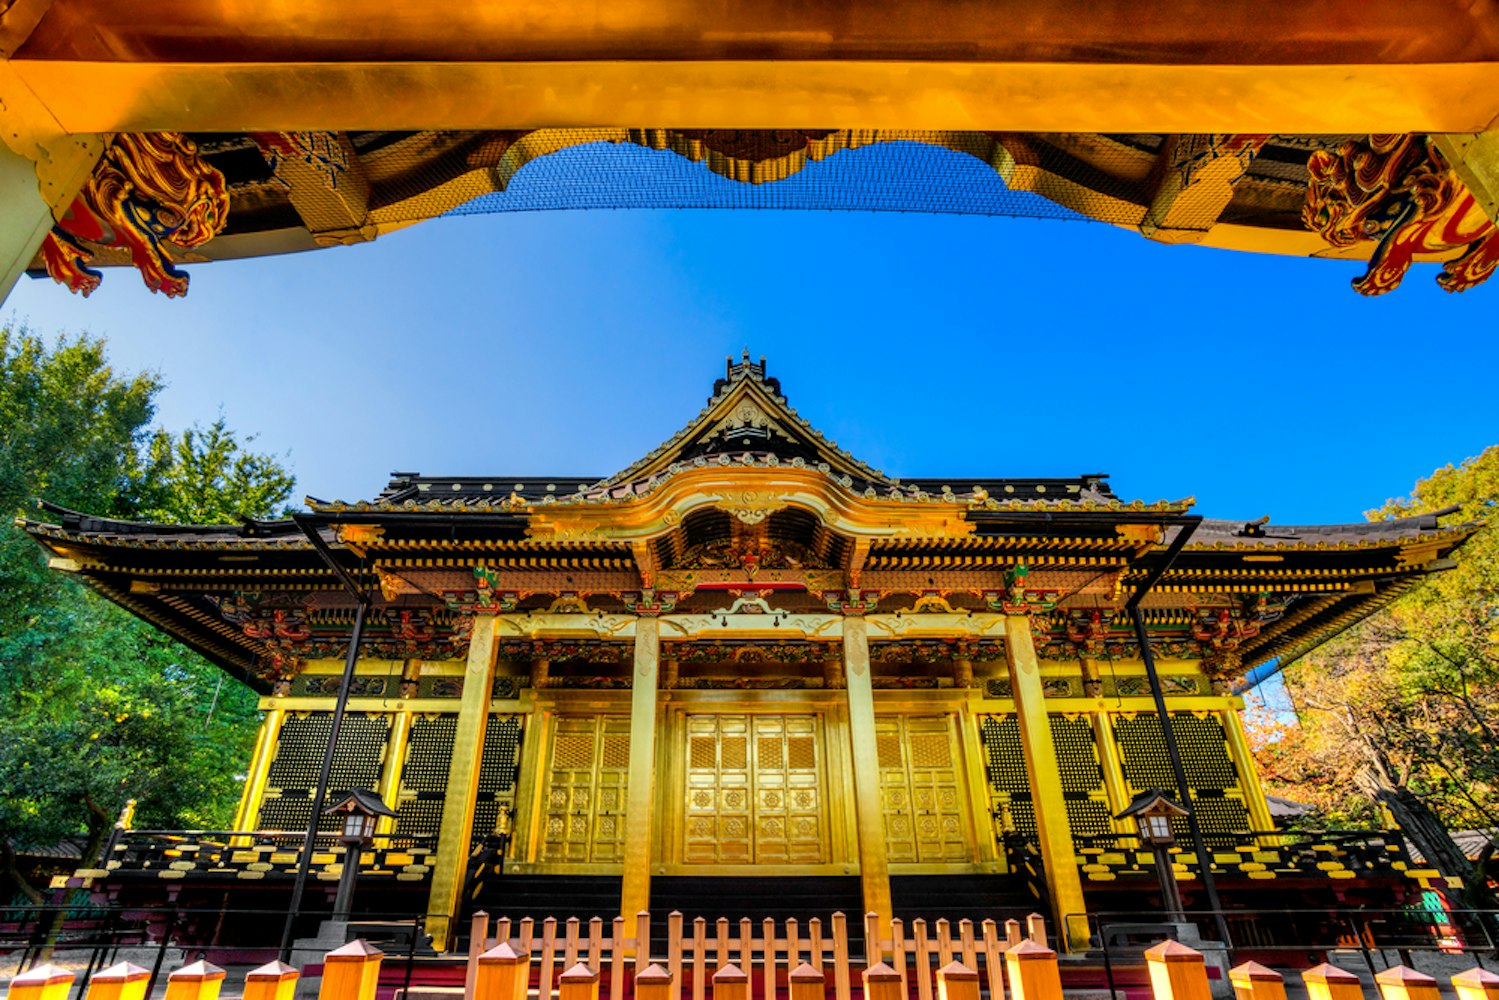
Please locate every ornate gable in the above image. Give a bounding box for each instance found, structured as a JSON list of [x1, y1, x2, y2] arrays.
[[598, 352, 886, 490]]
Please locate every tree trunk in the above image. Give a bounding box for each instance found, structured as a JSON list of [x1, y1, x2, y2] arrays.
[[1354, 765, 1499, 950], [0, 840, 44, 905]]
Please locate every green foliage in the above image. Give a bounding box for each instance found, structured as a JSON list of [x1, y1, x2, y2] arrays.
[[0, 324, 293, 895], [1253, 447, 1499, 833]]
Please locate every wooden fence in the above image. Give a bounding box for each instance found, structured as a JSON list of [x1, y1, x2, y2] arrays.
[[461, 910, 1051, 1000], [7, 922, 1499, 1000]]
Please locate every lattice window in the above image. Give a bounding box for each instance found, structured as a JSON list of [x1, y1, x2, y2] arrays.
[[402, 715, 457, 792], [1112, 711, 1250, 836], [259, 713, 389, 831], [395, 798, 446, 838], [473, 715, 524, 844], [980, 714, 1109, 841]]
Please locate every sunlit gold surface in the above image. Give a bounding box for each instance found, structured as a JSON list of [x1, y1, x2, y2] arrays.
[[12, 60, 1499, 135]]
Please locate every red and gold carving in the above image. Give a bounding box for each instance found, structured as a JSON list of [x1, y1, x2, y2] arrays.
[[1304, 134, 1499, 296], [41, 133, 229, 298]]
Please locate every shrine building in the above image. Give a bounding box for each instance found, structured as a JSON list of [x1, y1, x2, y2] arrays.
[[20, 356, 1476, 953]]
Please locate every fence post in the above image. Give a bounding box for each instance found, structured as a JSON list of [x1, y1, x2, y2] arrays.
[[467, 911, 491, 1000], [713, 965, 750, 1000], [1024, 916, 1047, 950], [639, 963, 674, 1000], [1230, 963, 1286, 1000], [1302, 964, 1364, 1000], [937, 962, 980, 1000], [163, 961, 227, 1000], [84, 963, 150, 1000], [1004, 941, 1061, 1000], [790, 963, 825, 1000], [242, 962, 299, 1000], [1454, 968, 1499, 1000], [864, 963, 903, 1000], [559, 964, 601, 1000], [476, 943, 531, 1000], [318, 941, 384, 1000], [1375, 967, 1441, 1000], [8, 964, 75, 1000], [1145, 941, 1210, 1000]]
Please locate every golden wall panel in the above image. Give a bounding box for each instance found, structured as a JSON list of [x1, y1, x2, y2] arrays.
[[682, 713, 828, 865], [539, 714, 630, 863], [876, 714, 970, 864]]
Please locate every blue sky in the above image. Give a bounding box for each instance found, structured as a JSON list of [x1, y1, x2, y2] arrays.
[[6, 204, 1496, 526]]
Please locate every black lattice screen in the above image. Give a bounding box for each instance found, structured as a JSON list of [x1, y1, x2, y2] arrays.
[[979, 714, 1110, 837], [258, 713, 390, 832], [1113, 711, 1249, 836], [394, 715, 459, 838], [473, 715, 523, 846]]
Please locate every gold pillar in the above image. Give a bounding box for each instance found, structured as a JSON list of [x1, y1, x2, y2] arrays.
[[842, 616, 892, 924], [426, 615, 498, 951], [233, 706, 284, 833], [620, 617, 661, 920], [377, 710, 413, 836], [1092, 712, 1132, 823], [1222, 708, 1276, 835], [1003, 615, 1090, 951]]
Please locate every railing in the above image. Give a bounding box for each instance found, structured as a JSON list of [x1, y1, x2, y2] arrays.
[[72, 830, 440, 885], [1071, 828, 1418, 882], [1064, 905, 1499, 985], [0, 904, 429, 999]]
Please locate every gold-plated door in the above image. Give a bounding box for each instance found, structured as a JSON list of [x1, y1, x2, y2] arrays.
[[540, 715, 630, 863], [683, 714, 827, 865], [877, 714, 970, 863]]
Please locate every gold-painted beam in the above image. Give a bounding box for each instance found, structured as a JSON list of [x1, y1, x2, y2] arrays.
[[426, 616, 498, 952], [376, 709, 413, 837], [1004, 615, 1089, 951], [841, 616, 892, 924], [11, 60, 1499, 135], [619, 617, 661, 922], [1434, 131, 1499, 226], [1222, 708, 1277, 837]]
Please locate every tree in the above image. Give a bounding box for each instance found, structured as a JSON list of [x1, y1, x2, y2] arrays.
[[1249, 447, 1499, 913], [0, 324, 295, 902]]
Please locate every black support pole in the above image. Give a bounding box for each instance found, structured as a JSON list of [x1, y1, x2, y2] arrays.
[[278, 596, 369, 959], [1121, 515, 1233, 948]]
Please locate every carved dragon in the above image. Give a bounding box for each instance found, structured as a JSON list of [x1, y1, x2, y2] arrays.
[[40, 132, 229, 298], [1304, 134, 1499, 296]]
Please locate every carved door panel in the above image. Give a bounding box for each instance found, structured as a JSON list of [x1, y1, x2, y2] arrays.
[[877, 715, 970, 864], [683, 714, 828, 865], [540, 715, 630, 864]]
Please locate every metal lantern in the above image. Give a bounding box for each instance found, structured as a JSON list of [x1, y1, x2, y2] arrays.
[[1116, 788, 1191, 921], [322, 789, 396, 919]]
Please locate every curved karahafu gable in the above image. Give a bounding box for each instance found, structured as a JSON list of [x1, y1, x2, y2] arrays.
[[20, 358, 1478, 692]]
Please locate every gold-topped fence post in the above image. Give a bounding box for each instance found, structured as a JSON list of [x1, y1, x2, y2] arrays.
[[1230, 963, 1286, 1000], [241, 962, 299, 1000], [1302, 965, 1364, 1000], [475, 943, 531, 1000], [1375, 967, 1441, 1000], [84, 963, 151, 1000], [1004, 940, 1062, 1000], [317, 940, 383, 1000], [7, 964, 75, 1000], [163, 961, 227, 1000]]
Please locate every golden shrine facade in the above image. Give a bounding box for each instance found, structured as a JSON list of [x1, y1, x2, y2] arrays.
[[22, 357, 1476, 953]]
